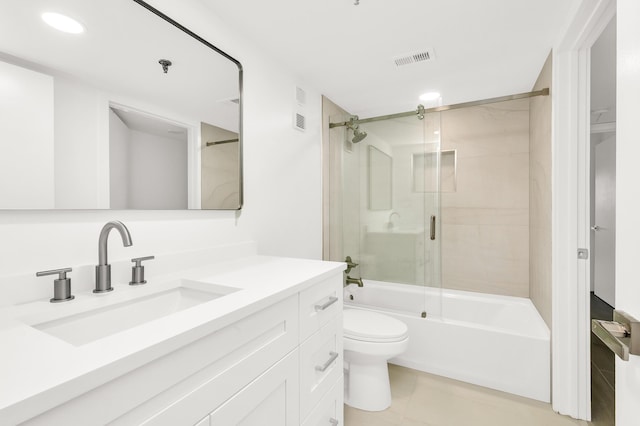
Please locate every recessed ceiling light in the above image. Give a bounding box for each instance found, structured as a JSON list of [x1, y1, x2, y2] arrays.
[[42, 12, 84, 34], [419, 92, 441, 102]]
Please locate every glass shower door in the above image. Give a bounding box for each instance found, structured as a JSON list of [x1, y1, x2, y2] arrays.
[[417, 112, 442, 318], [330, 109, 442, 318]]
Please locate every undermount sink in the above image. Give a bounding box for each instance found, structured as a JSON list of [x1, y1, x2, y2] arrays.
[[31, 280, 239, 346]]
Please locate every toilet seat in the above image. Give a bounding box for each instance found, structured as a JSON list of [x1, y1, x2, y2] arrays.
[[343, 309, 408, 343]]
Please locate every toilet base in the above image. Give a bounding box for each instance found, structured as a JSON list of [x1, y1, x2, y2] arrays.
[[344, 357, 392, 411]]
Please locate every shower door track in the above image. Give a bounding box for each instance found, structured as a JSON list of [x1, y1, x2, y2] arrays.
[[328, 87, 549, 128]]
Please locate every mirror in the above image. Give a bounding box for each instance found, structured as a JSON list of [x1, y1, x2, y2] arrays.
[[368, 146, 392, 210], [0, 0, 242, 210]]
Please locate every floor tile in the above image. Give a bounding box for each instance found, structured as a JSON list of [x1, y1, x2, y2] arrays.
[[345, 365, 593, 426]]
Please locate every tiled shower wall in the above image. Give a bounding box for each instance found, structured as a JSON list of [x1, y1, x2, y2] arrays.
[[440, 98, 531, 297], [529, 52, 553, 327]]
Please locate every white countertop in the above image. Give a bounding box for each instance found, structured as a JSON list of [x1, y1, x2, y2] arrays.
[[0, 255, 345, 424]]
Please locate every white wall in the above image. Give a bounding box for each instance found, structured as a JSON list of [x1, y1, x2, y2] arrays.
[[147, 0, 324, 258], [128, 129, 188, 210], [54, 76, 106, 208], [109, 109, 130, 210], [0, 0, 323, 279], [0, 61, 54, 208]]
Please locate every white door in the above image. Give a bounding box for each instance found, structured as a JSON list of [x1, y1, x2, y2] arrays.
[[593, 135, 616, 307], [616, 1, 640, 424]]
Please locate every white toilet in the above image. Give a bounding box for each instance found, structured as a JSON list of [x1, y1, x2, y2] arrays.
[[343, 308, 409, 411]]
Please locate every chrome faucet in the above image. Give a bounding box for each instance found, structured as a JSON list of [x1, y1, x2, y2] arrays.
[[95, 220, 133, 293]]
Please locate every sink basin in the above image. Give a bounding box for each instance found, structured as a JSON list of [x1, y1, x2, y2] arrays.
[[31, 280, 239, 346]]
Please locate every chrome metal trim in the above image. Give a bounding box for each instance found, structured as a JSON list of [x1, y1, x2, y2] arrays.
[[315, 296, 339, 311], [329, 88, 550, 128], [36, 267, 75, 303], [591, 310, 640, 361], [315, 351, 339, 372]]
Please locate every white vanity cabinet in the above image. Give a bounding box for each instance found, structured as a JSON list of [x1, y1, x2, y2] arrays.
[[195, 274, 344, 426], [11, 263, 344, 426], [298, 276, 343, 424]]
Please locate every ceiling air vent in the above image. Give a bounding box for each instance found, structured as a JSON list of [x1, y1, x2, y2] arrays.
[[393, 48, 435, 67]]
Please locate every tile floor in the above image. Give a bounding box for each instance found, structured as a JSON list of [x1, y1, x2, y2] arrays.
[[590, 293, 615, 426], [345, 364, 592, 426]]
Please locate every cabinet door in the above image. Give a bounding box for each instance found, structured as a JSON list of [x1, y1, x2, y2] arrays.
[[193, 416, 209, 426], [208, 350, 299, 425], [299, 315, 343, 418], [299, 275, 342, 341], [302, 377, 343, 426]]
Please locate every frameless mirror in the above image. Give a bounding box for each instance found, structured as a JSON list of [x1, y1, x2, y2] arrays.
[[0, 0, 242, 209]]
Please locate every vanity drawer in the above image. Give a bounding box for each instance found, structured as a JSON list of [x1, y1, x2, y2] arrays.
[[299, 274, 342, 342], [299, 315, 343, 419], [302, 376, 344, 426]]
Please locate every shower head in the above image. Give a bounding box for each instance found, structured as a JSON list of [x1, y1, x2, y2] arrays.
[[351, 127, 368, 143], [346, 116, 368, 143]]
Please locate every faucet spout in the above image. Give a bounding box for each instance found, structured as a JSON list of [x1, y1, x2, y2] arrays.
[[387, 211, 401, 229], [346, 276, 364, 287], [95, 221, 133, 293]]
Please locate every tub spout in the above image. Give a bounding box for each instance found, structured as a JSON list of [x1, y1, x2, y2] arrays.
[[346, 276, 364, 287]]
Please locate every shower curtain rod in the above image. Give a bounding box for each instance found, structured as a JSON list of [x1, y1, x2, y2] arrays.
[[328, 88, 549, 128]]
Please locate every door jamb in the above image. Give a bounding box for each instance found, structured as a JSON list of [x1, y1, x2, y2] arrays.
[[551, 0, 616, 419]]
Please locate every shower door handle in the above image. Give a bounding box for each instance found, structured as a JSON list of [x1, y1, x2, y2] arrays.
[[430, 215, 436, 240]]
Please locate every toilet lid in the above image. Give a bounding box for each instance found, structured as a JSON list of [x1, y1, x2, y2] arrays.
[[343, 309, 409, 343]]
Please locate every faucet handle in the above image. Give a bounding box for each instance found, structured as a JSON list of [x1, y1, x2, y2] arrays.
[[131, 255, 155, 266], [345, 256, 359, 274], [36, 267, 75, 303], [130, 256, 154, 286]]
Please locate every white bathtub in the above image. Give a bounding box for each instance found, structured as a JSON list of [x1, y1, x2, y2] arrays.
[[344, 280, 550, 402]]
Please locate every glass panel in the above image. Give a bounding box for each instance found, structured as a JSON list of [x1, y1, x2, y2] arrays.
[[368, 146, 393, 210], [422, 112, 442, 318], [327, 108, 442, 318]]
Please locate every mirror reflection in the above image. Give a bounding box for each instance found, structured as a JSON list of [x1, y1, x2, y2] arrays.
[[0, 0, 242, 210]]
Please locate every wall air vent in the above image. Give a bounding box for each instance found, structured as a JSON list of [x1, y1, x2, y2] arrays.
[[294, 112, 306, 131], [296, 87, 306, 105], [393, 48, 435, 67]]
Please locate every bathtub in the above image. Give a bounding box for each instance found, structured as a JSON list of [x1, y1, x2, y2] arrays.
[[344, 280, 550, 402]]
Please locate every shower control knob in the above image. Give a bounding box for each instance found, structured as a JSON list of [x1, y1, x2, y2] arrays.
[[345, 256, 359, 274]]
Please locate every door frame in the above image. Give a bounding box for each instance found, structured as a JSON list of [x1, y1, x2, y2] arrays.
[[551, 0, 616, 419]]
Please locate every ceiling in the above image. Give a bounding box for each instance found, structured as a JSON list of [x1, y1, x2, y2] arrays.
[[202, 0, 581, 118]]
